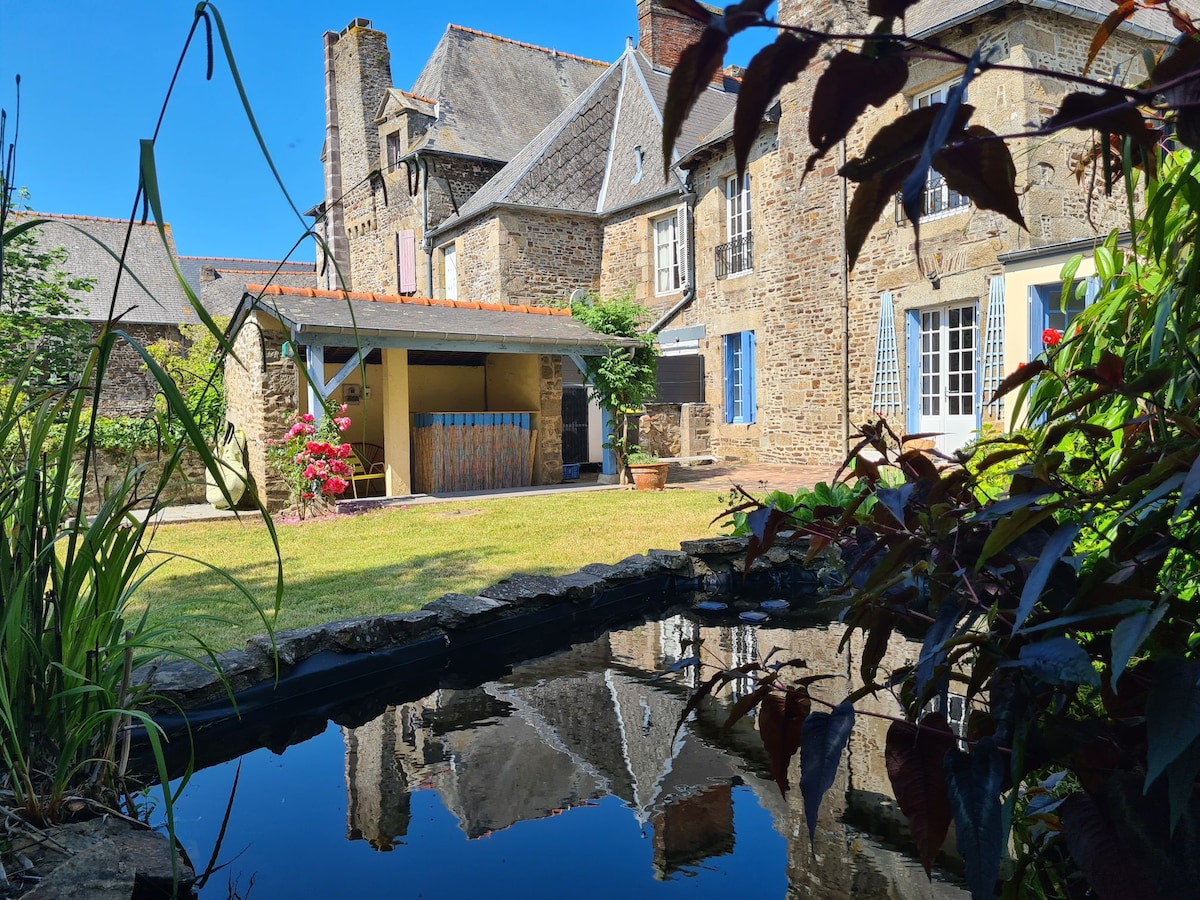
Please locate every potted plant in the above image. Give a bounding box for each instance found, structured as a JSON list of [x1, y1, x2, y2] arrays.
[[626, 447, 669, 490], [570, 292, 659, 484]]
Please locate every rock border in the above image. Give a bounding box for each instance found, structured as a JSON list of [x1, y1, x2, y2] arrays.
[[134, 535, 825, 772]]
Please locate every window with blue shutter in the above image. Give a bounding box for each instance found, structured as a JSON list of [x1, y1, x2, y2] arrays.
[[724, 331, 756, 424], [905, 310, 921, 433]]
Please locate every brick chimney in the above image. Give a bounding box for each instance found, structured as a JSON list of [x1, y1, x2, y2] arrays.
[[636, 0, 723, 83]]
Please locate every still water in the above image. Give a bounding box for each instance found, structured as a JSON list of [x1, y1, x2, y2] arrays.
[[165, 612, 967, 898]]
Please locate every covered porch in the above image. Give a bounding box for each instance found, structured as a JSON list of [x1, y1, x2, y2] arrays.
[[226, 286, 635, 509]]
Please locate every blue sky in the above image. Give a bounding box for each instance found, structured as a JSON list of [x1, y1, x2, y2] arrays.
[[2, 1, 770, 262]]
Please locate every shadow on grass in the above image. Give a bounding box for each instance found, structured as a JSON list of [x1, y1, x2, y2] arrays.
[[139, 545, 524, 649]]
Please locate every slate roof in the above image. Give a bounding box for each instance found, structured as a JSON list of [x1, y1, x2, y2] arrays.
[[434, 47, 737, 232], [16, 213, 192, 326], [178, 257, 317, 318], [905, 0, 1189, 39], [240, 284, 638, 352], [407, 25, 609, 162]]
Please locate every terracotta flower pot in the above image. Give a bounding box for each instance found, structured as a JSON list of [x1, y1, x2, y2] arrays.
[[629, 462, 669, 490]]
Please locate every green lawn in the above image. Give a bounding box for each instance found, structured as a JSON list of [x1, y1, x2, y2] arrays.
[[136, 490, 729, 651]]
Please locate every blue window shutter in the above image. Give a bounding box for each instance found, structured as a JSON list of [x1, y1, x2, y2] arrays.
[[982, 277, 1006, 423], [905, 309, 920, 434], [1028, 284, 1047, 360], [1085, 275, 1101, 306], [723, 335, 735, 424], [746, 331, 757, 424]]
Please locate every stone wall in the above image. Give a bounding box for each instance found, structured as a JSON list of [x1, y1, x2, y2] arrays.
[[93, 323, 182, 419], [637, 402, 713, 459], [224, 313, 298, 511], [599, 200, 688, 318], [680, 1, 1151, 466], [79, 447, 207, 514], [537, 354, 564, 484], [496, 210, 602, 306]]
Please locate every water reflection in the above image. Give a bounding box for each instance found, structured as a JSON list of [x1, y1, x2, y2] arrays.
[[327, 615, 966, 897]]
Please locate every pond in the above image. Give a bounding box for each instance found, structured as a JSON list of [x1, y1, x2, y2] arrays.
[[162, 608, 968, 898]]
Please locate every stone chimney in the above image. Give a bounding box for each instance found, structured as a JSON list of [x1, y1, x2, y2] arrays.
[[636, 0, 723, 83]]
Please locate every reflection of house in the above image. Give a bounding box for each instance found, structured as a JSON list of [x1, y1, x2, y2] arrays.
[[338, 615, 967, 895]]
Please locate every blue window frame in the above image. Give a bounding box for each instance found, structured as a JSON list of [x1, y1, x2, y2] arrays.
[[724, 331, 756, 424], [1028, 277, 1099, 357]]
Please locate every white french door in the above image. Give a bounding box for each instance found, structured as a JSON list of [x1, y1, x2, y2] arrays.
[[918, 304, 978, 453]]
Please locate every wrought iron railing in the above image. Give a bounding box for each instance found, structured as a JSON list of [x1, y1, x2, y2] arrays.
[[893, 173, 969, 224], [715, 233, 753, 278]]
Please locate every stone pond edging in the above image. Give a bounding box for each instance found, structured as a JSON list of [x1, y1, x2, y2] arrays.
[[136, 535, 816, 732]]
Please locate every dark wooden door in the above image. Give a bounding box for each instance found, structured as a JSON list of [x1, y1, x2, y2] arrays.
[[561, 385, 589, 463]]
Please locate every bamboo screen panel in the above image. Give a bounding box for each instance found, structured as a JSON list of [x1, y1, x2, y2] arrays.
[[412, 413, 535, 493]]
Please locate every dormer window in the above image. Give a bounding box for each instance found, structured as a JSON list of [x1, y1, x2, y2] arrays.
[[385, 132, 403, 171]]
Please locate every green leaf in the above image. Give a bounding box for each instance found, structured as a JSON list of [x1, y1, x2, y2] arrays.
[[1173, 452, 1200, 520], [799, 701, 855, 843], [1018, 599, 1150, 634], [945, 736, 1006, 900], [1013, 524, 1081, 633], [885, 713, 956, 874], [1146, 658, 1200, 789], [976, 506, 1054, 569], [1111, 602, 1168, 688]]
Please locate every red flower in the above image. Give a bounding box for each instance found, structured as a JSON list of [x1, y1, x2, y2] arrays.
[[1042, 328, 1063, 347]]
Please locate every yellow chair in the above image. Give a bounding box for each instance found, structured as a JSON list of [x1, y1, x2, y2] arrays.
[[347, 444, 386, 499]]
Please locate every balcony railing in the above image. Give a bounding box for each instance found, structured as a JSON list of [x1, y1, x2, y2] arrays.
[[715, 233, 753, 279], [894, 173, 969, 225]]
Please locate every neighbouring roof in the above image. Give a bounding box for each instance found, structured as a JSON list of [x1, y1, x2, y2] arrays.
[[16, 212, 193, 326], [906, 0, 1190, 40], [238, 283, 639, 354], [179, 257, 317, 318], [433, 46, 737, 234], [406, 24, 609, 162]]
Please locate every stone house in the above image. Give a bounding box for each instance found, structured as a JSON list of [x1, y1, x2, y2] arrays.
[[314, 2, 737, 468], [310, 0, 1175, 474], [670, 0, 1178, 464]]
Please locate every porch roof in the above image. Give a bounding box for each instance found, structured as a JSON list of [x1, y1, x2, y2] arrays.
[[235, 284, 640, 355]]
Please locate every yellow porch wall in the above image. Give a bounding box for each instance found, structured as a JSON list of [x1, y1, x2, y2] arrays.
[[323, 361, 385, 446], [408, 365, 486, 412], [485, 355, 539, 410], [1002, 252, 1098, 429], [381, 349, 411, 496]]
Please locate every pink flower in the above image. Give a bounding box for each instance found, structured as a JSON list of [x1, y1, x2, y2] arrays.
[[334, 416, 352, 432], [335, 443, 353, 459], [322, 476, 349, 496], [1042, 328, 1063, 347], [302, 413, 315, 423]]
